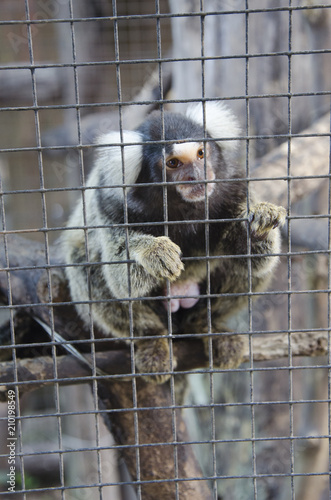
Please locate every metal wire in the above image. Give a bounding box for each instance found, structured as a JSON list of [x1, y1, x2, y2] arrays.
[[0, 2, 331, 499]]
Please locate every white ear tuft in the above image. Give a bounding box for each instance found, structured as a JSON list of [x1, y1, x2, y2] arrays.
[[186, 101, 241, 155], [94, 130, 143, 192]]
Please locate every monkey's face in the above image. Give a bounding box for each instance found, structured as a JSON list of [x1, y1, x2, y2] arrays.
[[165, 142, 216, 202]]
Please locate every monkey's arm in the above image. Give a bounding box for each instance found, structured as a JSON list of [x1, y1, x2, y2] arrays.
[[182, 202, 286, 370], [97, 229, 184, 383], [222, 201, 286, 279], [206, 201, 286, 319]]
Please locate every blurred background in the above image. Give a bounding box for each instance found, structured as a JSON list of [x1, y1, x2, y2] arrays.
[[0, 1, 331, 499]]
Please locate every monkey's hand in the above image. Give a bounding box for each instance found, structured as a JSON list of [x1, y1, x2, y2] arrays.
[[133, 236, 184, 282], [248, 202, 286, 240]]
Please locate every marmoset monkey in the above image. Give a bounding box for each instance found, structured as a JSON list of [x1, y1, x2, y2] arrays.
[[63, 102, 286, 383]]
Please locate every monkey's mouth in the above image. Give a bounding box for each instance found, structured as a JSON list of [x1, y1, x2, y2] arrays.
[[177, 181, 215, 202]]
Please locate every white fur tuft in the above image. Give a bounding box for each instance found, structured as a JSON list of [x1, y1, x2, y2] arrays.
[[94, 130, 143, 192], [186, 101, 241, 155]]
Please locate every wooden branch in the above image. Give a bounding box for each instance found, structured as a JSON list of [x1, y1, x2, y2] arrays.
[[252, 112, 330, 207], [0, 330, 327, 397], [98, 379, 213, 499]]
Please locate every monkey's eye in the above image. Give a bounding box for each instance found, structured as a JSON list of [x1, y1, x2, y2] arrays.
[[197, 148, 204, 159], [166, 158, 181, 169]]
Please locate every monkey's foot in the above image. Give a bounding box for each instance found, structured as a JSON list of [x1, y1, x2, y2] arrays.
[[203, 333, 244, 369], [135, 337, 176, 384], [248, 202, 286, 240], [137, 236, 184, 281]]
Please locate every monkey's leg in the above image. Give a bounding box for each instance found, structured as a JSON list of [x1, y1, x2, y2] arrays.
[[130, 300, 176, 384], [204, 331, 245, 369], [91, 298, 175, 384], [134, 336, 174, 384], [182, 303, 246, 370]]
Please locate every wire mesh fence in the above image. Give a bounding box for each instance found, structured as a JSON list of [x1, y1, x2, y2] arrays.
[[0, 1, 331, 499]]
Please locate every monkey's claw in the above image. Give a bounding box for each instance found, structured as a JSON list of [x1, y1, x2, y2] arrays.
[[248, 202, 286, 239], [139, 236, 184, 281]]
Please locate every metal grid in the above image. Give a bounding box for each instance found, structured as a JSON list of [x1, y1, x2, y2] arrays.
[[0, 1, 331, 499]]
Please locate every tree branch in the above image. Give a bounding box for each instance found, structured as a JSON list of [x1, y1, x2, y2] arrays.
[[0, 331, 327, 398], [252, 112, 330, 207]]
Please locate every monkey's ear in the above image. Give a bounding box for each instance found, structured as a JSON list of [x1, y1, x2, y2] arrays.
[[94, 130, 144, 192], [186, 101, 241, 155]]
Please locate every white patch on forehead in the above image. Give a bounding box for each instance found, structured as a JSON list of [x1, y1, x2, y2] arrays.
[[186, 101, 241, 156], [172, 142, 201, 161]]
